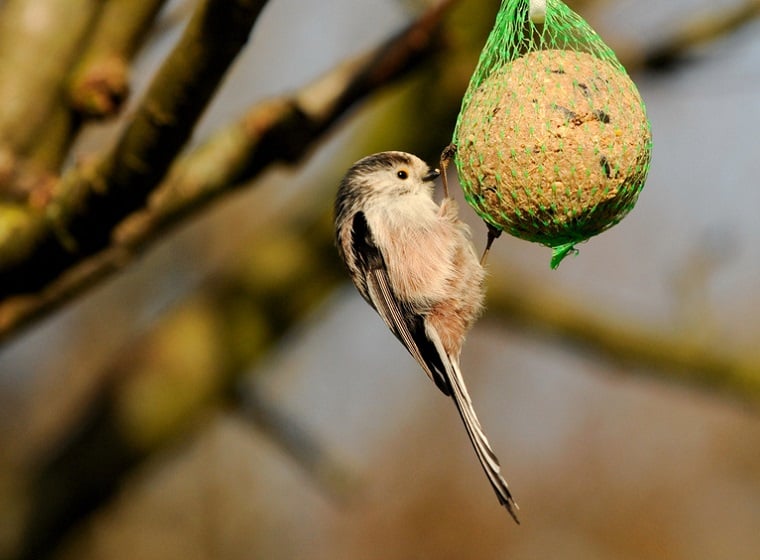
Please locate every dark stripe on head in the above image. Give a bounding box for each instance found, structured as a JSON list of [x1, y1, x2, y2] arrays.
[[349, 151, 413, 177]]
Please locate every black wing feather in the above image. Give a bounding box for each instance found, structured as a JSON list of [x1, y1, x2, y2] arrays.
[[350, 212, 452, 395]]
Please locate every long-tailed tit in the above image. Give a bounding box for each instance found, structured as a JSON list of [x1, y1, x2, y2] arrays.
[[334, 151, 519, 522]]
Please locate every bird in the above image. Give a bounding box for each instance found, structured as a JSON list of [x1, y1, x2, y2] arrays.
[[334, 150, 519, 522]]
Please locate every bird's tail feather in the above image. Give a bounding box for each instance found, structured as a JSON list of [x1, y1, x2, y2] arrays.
[[446, 357, 520, 523]]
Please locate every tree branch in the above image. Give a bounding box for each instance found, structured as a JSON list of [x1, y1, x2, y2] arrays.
[[0, 0, 269, 296], [0, 0, 453, 344], [484, 264, 760, 408]]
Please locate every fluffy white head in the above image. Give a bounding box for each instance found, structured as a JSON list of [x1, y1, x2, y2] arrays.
[[335, 151, 440, 216]]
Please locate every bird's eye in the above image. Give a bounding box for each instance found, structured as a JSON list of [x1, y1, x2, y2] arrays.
[[397, 170, 408, 180]]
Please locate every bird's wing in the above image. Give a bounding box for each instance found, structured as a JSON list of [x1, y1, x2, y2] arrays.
[[425, 326, 521, 523], [349, 212, 452, 395]]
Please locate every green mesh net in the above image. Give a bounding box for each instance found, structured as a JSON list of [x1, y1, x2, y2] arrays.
[[453, 0, 652, 268]]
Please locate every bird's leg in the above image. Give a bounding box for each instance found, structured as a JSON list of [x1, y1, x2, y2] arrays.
[[439, 144, 502, 264], [439, 143, 457, 199], [480, 223, 502, 266]]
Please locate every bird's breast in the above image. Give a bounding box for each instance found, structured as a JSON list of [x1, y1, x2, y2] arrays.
[[366, 206, 458, 305]]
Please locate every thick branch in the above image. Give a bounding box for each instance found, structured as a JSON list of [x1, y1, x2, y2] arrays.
[[0, 0, 268, 295], [0, 0, 452, 343]]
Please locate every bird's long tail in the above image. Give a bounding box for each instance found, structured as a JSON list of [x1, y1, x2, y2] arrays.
[[446, 356, 520, 523]]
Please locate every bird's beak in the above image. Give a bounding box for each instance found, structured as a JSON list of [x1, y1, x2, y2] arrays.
[[423, 168, 441, 182]]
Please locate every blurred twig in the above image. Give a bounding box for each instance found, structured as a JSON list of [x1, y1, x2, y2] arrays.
[[620, 0, 760, 71], [485, 264, 760, 408]]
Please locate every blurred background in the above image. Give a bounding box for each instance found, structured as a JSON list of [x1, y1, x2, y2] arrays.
[[0, 0, 759, 558]]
